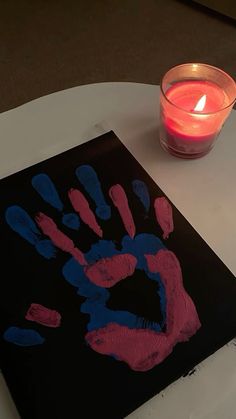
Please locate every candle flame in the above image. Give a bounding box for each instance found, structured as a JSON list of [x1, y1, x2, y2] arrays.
[[194, 94, 206, 112]]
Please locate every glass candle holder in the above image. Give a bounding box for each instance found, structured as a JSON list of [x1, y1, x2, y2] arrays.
[[159, 63, 236, 159]]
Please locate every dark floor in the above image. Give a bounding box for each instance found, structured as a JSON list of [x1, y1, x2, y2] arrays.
[[0, 0, 235, 112]]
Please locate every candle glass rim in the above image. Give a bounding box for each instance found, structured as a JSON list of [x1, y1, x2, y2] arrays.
[[160, 63, 236, 116]]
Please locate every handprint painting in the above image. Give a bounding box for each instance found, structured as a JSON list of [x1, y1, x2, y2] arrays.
[[4, 166, 200, 372], [1, 131, 236, 419]]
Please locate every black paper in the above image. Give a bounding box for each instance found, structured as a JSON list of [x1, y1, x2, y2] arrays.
[[0, 131, 236, 419]]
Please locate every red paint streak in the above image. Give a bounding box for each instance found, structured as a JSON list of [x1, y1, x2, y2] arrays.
[[86, 250, 201, 372], [109, 184, 136, 239], [68, 188, 103, 238], [35, 212, 87, 266], [145, 250, 200, 335], [84, 254, 137, 288], [25, 303, 61, 328], [154, 197, 174, 239]]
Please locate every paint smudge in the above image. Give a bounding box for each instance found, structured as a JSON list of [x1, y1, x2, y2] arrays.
[[132, 180, 150, 212], [5, 205, 56, 259], [76, 165, 111, 220], [3, 327, 45, 346], [25, 303, 61, 328], [86, 249, 201, 372], [62, 213, 80, 230], [84, 254, 137, 288], [32, 173, 80, 231], [35, 212, 87, 265], [68, 188, 103, 237], [154, 197, 174, 239], [109, 184, 136, 239]]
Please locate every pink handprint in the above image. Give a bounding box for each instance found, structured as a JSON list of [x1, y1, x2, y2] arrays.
[[4, 165, 201, 371]]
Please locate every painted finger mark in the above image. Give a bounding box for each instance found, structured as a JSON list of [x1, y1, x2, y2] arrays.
[[32, 173, 80, 231], [35, 212, 87, 266], [76, 165, 111, 220], [68, 188, 103, 238], [109, 184, 136, 239], [3, 327, 45, 347], [5, 205, 56, 259], [132, 180, 150, 213], [62, 213, 80, 230], [25, 303, 61, 327], [32, 173, 64, 211], [154, 197, 174, 239], [84, 254, 137, 288]]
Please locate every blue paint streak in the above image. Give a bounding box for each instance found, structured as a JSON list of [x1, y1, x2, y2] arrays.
[[5, 205, 40, 245], [121, 234, 166, 326], [121, 234, 164, 270], [32, 173, 63, 212], [62, 233, 166, 333], [62, 213, 80, 230], [132, 180, 150, 212], [3, 327, 45, 346], [35, 240, 56, 259], [86, 240, 120, 264], [75, 165, 111, 220], [5, 205, 56, 259]]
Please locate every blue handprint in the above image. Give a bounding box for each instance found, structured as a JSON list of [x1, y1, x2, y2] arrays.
[[4, 165, 201, 371]]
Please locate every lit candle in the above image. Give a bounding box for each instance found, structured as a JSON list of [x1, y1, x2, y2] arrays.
[[160, 64, 236, 159]]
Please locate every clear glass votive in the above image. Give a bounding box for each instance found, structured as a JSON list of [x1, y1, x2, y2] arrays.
[[159, 63, 236, 159]]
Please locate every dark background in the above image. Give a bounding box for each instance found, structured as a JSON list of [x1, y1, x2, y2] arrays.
[[0, 0, 235, 113], [1, 132, 236, 419]]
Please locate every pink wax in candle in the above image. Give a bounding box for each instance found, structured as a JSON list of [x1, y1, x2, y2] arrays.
[[161, 80, 231, 158], [166, 81, 227, 113]]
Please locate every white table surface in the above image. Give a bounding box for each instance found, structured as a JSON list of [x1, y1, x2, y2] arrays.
[[0, 82, 236, 419]]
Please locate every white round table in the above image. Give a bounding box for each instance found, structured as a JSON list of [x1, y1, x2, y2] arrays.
[[0, 82, 236, 419]]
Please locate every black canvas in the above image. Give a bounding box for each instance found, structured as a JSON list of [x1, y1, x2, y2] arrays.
[[0, 131, 236, 419]]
